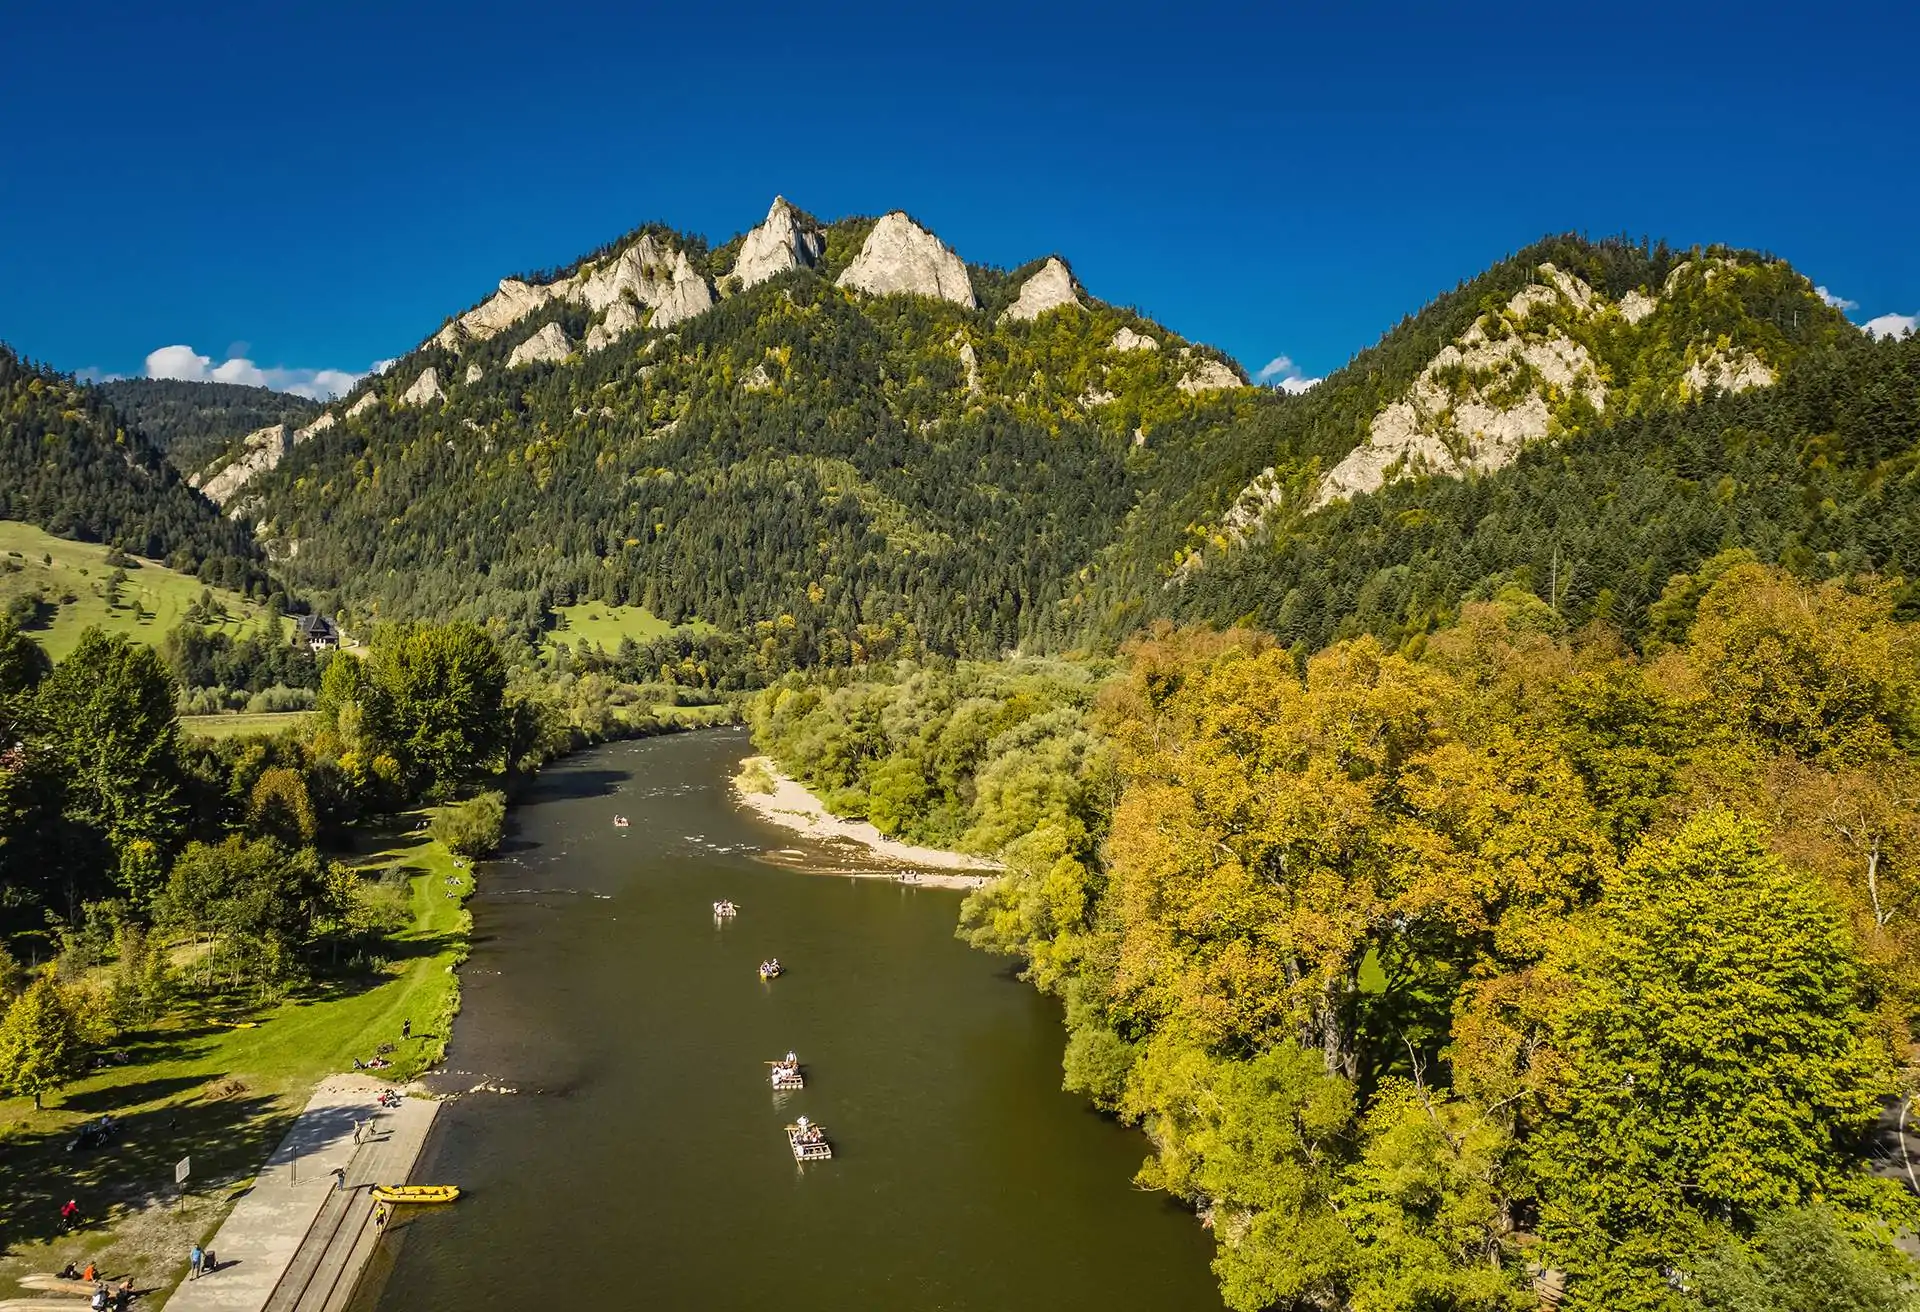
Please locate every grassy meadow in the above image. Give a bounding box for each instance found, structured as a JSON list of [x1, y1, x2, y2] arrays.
[[542, 602, 709, 655], [0, 521, 287, 662]]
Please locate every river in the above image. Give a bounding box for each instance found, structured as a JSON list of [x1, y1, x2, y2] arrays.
[[357, 729, 1218, 1311]]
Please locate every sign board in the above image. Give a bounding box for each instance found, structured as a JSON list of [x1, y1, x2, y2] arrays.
[[175, 1156, 191, 1186]]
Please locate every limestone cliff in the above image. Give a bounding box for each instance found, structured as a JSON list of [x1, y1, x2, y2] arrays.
[[730, 196, 825, 291], [400, 367, 444, 407], [1311, 264, 1608, 509], [507, 322, 572, 369], [345, 392, 379, 419], [196, 423, 290, 506], [1178, 357, 1243, 393], [585, 299, 641, 353], [294, 411, 335, 442], [1003, 258, 1082, 322], [1110, 326, 1159, 353], [837, 212, 976, 307], [430, 232, 715, 355], [458, 278, 558, 341]]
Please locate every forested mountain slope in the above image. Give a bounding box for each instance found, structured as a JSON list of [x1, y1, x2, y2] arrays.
[[228, 200, 1251, 655], [0, 345, 268, 594], [184, 210, 1905, 667], [93, 377, 321, 477]]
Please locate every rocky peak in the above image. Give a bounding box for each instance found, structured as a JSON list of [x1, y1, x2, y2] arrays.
[[1002, 257, 1083, 322], [837, 212, 976, 308], [731, 196, 825, 291], [345, 392, 379, 419], [1110, 326, 1159, 352], [508, 322, 573, 369], [458, 278, 558, 342], [571, 233, 714, 330]]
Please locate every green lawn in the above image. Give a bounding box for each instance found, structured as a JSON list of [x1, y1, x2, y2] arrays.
[[0, 815, 471, 1299], [180, 711, 316, 741], [0, 521, 288, 662], [542, 602, 710, 655]]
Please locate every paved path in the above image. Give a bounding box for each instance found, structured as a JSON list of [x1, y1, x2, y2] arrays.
[[160, 1079, 438, 1312]]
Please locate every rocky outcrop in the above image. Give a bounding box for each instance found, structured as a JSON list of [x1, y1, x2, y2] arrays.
[[507, 322, 572, 369], [1679, 345, 1774, 398], [1178, 358, 1242, 393], [1310, 264, 1606, 510], [196, 424, 290, 506], [741, 362, 774, 392], [837, 212, 976, 307], [952, 333, 981, 396], [585, 299, 641, 353], [459, 279, 558, 341], [345, 392, 379, 419], [1110, 326, 1158, 352], [571, 234, 714, 330], [294, 411, 335, 442], [400, 367, 445, 407], [465, 363, 485, 384], [428, 232, 716, 355], [730, 196, 825, 291], [1003, 257, 1081, 322], [1618, 289, 1657, 324]]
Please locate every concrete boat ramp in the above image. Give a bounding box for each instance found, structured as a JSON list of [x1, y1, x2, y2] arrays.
[[161, 1077, 439, 1312]]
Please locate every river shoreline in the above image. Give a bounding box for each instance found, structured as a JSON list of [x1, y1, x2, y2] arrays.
[[731, 754, 1002, 890]]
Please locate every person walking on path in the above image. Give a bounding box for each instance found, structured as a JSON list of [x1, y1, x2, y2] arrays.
[[330, 1165, 347, 1191], [189, 1245, 203, 1281], [401, 1018, 411, 1040]]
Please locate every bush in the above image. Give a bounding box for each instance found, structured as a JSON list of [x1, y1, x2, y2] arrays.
[[431, 792, 506, 858]]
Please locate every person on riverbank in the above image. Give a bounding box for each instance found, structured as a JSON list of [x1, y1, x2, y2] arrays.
[[401, 1018, 411, 1040], [330, 1166, 347, 1191], [188, 1245, 203, 1281], [82, 1261, 97, 1282], [60, 1199, 79, 1231]]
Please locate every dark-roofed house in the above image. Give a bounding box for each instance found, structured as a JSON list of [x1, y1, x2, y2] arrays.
[[295, 614, 339, 651]]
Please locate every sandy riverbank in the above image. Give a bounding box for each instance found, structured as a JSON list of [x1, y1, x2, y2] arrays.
[[732, 756, 1003, 890]]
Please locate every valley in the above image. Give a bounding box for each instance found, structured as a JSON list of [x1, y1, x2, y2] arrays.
[[2, 193, 1917, 1312]]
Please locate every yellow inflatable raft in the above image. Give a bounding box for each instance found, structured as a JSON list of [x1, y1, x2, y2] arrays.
[[370, 1184, 460, 1204]]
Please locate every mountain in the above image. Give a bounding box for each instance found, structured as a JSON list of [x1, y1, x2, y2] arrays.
[[182, 211, 1913, 665], [93, 377, 322, 477], [1080, 236, 1915, 647], [0, 345, 270, 596], [221, 200, 1249, 651]]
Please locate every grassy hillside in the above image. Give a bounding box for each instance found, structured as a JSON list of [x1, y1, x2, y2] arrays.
[[0, 520, 286, 661]]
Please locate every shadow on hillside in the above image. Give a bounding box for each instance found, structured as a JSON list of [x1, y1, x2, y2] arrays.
[[0, 1090, 289, 1255]]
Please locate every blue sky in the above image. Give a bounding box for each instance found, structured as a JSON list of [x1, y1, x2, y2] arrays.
[[1, 0, 1914, 397]]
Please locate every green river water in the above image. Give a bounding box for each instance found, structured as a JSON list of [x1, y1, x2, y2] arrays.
[[358, 728, 1218, 1311]]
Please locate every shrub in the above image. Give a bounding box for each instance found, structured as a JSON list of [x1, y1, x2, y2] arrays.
[[431, 792, 506, 858]]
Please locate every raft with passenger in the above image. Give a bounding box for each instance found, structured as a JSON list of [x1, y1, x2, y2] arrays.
[[768, 1051, 804, 1089], [612, 815, 630, 828], [759, 958, 784, 980], [370, 1184, 460, 1205], [787, 1116, 831, 1161], [713, 899, 738, 917]]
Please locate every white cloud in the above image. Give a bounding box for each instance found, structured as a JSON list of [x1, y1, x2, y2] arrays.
[[1862, 313, 1917, 341], [1255, 353, 1323, 394], [1815, 285, 1858, 311], [143, 343, 369, 400]]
